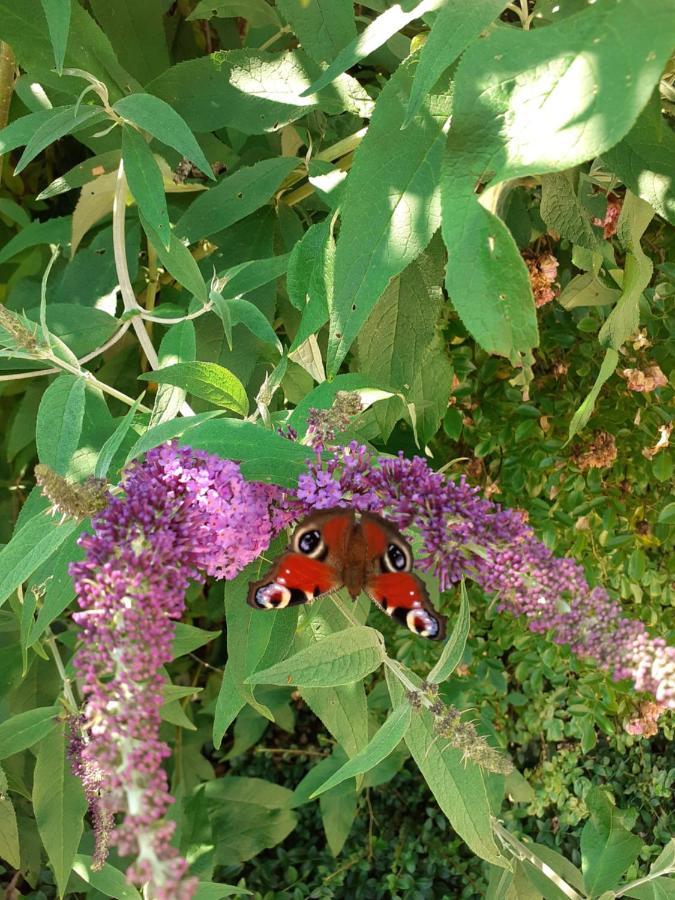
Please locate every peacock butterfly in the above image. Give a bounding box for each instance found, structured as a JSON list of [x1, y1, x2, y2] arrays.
[[247, 507, 446, 639]]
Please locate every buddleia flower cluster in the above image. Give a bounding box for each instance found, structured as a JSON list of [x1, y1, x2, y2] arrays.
[[66, 436, 674, 896]]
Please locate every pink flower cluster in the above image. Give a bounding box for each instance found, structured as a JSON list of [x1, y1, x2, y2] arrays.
[[71, 444, 286, 899], [70, 439, 674, 896]]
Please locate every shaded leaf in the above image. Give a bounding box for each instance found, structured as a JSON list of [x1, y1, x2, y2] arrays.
[[14, 105, 105, 175], [123, 125, 170, 249], [40, 0, 71, 73], [36, 374, 86, 476], [427, 580, 470, 684], [276, 0, 355, 63], [149, 321, 196, 427], [581, 787, 644, 895], [0, 797, 20, 869], [567, 348, 618, 440], [88, 0, 169, 84], [72, 854, 142, 900]]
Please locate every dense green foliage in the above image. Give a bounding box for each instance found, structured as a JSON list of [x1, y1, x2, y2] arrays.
[[0, 0, 673, 898]]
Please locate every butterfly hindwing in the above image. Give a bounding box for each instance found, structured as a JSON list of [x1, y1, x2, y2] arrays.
[[247, 552, 340, 610]]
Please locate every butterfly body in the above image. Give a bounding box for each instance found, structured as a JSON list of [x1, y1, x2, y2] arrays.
[[247, 507, 446, 639]]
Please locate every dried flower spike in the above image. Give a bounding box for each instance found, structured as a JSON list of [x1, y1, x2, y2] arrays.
[[35, 464, 109, 520]]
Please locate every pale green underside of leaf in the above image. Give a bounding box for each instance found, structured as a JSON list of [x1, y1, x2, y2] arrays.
[[138, 361, 249, 416]]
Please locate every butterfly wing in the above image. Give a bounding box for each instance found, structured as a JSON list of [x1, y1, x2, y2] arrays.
[[247, 508, 353, 610], [361, 512, 446, 640]]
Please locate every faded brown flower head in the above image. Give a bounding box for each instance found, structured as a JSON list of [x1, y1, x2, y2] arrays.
[[524, 252, 559, 308], [620, 364, 668, 393], [642, 423, 672, 460], [552, 360, 569, 379], [35, 464, 109, 520], [593, 195, 622, 239], [0, 304, 41, 353], [306, 391, 364, 445], [572, 431, 617, 471], [624, 700, 666, 738]]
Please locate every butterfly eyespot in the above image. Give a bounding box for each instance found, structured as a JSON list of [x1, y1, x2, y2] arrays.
[[295, 528, 326, 558], [254, 584, 292, 610], [406, 609, 439, 638], [384, 542, 409, 572]]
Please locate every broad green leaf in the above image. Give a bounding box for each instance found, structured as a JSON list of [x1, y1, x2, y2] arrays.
[[36, 374, 86, 475], [193, 882, 252, 899], [147, 49, 372, 134], [212, 295, 282, 353], [658, 503, 675, 526], [11, 304, 119, 364], [36, 149, 122, 200], [598, 192, 654, 350], [320, 780, 357, 856], [0, 216, 71, 264], [625, 879, 675, 900], [175, 418, 314, 486], [0, 196, 31, 228], [540, 170, 601, 252], [138, 361, 248, 415], [448, 0, 675, 185], [567, 349, 618, 441], [14, 105, 105, 175], [189, 0, 279, 26], [304, 0, 442, 95], [327, 57, 452, 375], [404, 0, 507, 126], [0, 512, 78, 608], [113, 93, 213, 179], [171, 622, 220, 660], [522, 842, 586, 895], [581, 787, 644, 894], [216, 253, 290, 300], [149, 321, 196, 427], [124, 410, 222, 463], [0, 797, 20, 868], [387, 667, 505, 867], [27, 528, 83, 646], [40, 0, 70, 73], [247, 626, 384, 687], [0, 0, 137, 101], [558, 272, 621, 310], [88, 0, 169, 84], [34, 725, 87, 898], [355, 239, 446, 441], [0, 706, 58, 760], [72, 854, 142, 899], [213, 664, 246, 749], [288, 219, 333, 351], [310, 704, 412, 798], [225, 565, 298, 719], [650, 840, 675, 877], [176, 157, 296, 243], [276, 0, 355, 63], [122, 125, 170, 249], [0, 108, 58, 157], [94, 395, 144, 478], [139, 211, 207, 302], [427, 581, 470, 684], [603, 93, 675, 226]]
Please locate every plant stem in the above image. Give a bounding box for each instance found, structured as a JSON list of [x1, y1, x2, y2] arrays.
[[46, 631, 79, 713], [0, 41, 15, 176]]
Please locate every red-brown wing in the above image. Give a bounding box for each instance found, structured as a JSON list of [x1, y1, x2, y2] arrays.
[[247, 552, 341, 610], [361, 511, 446, 640]]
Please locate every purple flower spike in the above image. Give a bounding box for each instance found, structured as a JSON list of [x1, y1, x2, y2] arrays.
[[71, 444, 286, 898]]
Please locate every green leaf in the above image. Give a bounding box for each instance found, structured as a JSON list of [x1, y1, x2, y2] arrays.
[[276, 0, 355, 63], [581, 787, 644, 895], [72, 854, 142, 900], [216, 253, 290, 300], [213, 664, 246, 749], [147, 49, 371, 134], [310, 704, 412, 799], [558, 272, 621, 310], [567, 348, 618, 440], [139, 211, 207, 302], [36, 149, 121, 200], [175, 418, 314, 486], [650, 840, 675, 878], [288, 219, 333, 351], [27, 528, 83, 647], [320, 780, 357, 856], [172, 623, 220, 660], [598, 192, 654, 350], [94, 395, 144, 479], [0, 215, 71, 264], [304, 0, 442, 95], [625, 879, 675, 900], [0, 797, 20, 868], [88, 0, 169, 84], [0, 513, 78, 609], [113, 93, 214, 179], [193, 882, 252, 899], [14, 105, 105, 175], [40, 0, 70, 73], [603, 92, 675, 226], [36, 374, 86, 476], [327, 57, 452, 375], [540, 170, 601, 252], [124, 410, 222, 464], [189, 0, 279, 26], [0, 108, 59, 157], [404, 0, 507, 126], [0, 706, 58, 760], [16, 304, 119, 361], [448, 0, 674, 185], [212, 295, 281, 353], [247, 626, 384, 687], [387, 667, 505, 867], [658, 503, 675, 526], [149, 321, 196, 427], [138, 361, 248, 415], [123, 125, 170, 249], [33, 725, 87, 898], [176, 157, 296, 243], [427, 581, 470, 684]]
